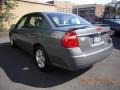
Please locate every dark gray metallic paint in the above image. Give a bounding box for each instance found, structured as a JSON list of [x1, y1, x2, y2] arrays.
[[9, 12, 113, 70]]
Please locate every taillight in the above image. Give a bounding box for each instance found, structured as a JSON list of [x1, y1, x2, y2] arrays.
[[96, 27, 102, 31], [61, 30, 79, 48]]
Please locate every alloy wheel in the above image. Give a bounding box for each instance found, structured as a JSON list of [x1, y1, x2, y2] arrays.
[[35, 49, 46, 68]]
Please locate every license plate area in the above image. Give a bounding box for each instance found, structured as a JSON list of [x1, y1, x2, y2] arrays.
[[91, 33, 105, 47], [93, 36, 102, 44], [91, 36, 104, 47]]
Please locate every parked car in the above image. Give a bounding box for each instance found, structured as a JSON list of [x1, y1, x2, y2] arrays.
[[9, 12, 113, 71], [94, 18, 120, 35]]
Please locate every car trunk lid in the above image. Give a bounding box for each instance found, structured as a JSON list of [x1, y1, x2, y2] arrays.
[[74, 25, 111, 53]]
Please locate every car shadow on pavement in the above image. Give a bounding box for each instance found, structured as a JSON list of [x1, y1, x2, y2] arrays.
[[112, 35, 120, 50], [0, 42, 91, 88]]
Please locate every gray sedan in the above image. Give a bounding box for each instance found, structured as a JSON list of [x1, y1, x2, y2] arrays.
[[9, 12, 113, 71]]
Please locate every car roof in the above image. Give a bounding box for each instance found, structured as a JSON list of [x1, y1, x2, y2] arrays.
[[23, 12, 74, 17], [25, 12, 72, 16]]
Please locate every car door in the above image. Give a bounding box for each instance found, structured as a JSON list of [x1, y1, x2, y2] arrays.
[[25, 13, 54, 54], [13, 16, 28, 48], [20, 14, 43, 52], [14, 15, 34, 52], [18, 14, 47, 53]]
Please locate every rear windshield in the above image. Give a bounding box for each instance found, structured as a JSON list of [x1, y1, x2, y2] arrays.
[[47, 13, 91, 27]]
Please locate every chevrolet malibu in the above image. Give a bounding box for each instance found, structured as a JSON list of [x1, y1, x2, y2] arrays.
[[9, 12, 113, 71]]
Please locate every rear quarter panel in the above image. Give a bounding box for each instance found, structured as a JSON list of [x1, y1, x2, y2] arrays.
[[32, 27, 74, 67]]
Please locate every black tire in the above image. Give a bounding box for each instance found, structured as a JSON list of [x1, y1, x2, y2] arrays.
[[34, 46, 51, 72], [10, 35, 16, 47], [111, 29, 117, 36]]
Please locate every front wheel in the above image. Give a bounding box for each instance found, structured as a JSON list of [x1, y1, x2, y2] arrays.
[[34, 47, 51, 72], [10, 36, 16, 47]]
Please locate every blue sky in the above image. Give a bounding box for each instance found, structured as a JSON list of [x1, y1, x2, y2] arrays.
[[39, 0, 120, 4]]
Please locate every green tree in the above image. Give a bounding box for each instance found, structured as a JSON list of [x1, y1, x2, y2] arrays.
[[103, 6, 111, 18], [110, 6, 116, 17], [0, 0, 17, 31], [103, 6, 116, 18], [116, 7, 120, 17]]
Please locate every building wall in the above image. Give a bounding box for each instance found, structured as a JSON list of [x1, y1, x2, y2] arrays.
[[51, 1, 73, 13], [72, 4, 104, 22], [95, 4, 105, 17], [57, 1, 72, 13], [10, 1, 56, 25]]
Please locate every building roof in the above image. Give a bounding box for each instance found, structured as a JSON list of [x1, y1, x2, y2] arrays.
[[17, 0, 55, 6], [47, 0, 72, 4], [73, 4, 97, 8], [47, 1, 54, 4], [73, 4, 103, 8]]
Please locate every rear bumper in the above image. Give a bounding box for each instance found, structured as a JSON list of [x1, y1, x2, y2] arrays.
[[65, 44, 113, 70]]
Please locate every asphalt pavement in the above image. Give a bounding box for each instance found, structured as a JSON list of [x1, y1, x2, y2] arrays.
[[0, 32, 120, 90]]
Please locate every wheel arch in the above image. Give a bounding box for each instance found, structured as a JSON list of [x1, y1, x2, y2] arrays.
[[33, 43, 48, 55], [9, 32, 12, 37], [111, 28, 116, 30]]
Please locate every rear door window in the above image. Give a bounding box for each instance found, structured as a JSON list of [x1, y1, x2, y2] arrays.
[[30, 16, 43, 27], [26, 14, 49, 29]]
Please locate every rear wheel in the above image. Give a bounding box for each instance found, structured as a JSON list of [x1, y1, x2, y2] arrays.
[[34, 46, 51, 72], [111, 29, 116, 36]]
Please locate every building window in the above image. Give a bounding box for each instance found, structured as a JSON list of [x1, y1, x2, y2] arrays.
[[69, 10, 71, 13], [59, 10, 61, 12], [66, 5, 67, 8], [90, 7, 95, 10], [66, 10, 68, 12], [72, 8, 77, 14]]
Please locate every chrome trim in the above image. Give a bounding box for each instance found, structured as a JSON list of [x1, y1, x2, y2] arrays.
[[91, 41, 104, 47], [77, 31, 109, 37], [73, 44, 113, 58]]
